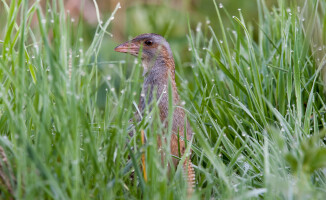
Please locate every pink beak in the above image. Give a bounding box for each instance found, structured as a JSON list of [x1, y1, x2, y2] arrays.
[[114, 41, 139, 55]]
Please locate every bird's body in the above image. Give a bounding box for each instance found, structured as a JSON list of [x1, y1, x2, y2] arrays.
[[115, 33, 195, 193]]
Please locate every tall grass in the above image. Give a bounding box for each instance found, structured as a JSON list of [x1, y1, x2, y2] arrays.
[[0, 0, 325, 199]]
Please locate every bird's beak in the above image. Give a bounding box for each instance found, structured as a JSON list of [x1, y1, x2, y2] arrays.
[[114, 41, 139, 56]]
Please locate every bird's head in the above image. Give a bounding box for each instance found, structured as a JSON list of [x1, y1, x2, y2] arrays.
[[115, 33, 172, 59], [115, 34, 174, 75]]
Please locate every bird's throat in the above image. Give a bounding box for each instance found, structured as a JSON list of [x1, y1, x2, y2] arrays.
[[141, 58, 155, 77], [140, 57, 178, 113]]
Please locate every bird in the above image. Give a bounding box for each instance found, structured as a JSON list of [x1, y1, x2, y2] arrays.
[[114, 33, 195, 194]]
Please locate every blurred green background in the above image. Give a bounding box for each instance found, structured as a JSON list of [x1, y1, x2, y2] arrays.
[[0, 0, 278, 73], [0, 0, 278, 109], [95, 0, 277, 60], [58, 0, 277, 107], [33, 0, 277, 59]]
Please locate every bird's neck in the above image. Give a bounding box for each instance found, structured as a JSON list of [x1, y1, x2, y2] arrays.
[[140, 56, 179, 112]]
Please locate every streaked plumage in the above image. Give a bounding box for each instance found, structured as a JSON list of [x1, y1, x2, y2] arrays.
[[115, 33, 195, 194]]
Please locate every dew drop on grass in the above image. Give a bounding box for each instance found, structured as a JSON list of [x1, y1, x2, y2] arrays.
[[218, 153, 222, 157], [71, 18, 75, 23], [50, 19, 54, 23], [41, 19, 46, 24], [206, 20, 210, 25], [219, 40, 223, 44], [111, 88, 115, 92], [219, 3, 223, 8], [196, 23, 202, 32], [297, 6, 301, 12], [113, 148, 117, 163], [238, 8, 241, 11], [107, 76, 111, 81]]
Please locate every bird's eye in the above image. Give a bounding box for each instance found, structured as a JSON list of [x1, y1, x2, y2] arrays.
[[144, 40, 153, 46]]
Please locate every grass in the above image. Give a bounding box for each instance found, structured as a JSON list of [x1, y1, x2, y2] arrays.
[[0, 0, 326, 199]]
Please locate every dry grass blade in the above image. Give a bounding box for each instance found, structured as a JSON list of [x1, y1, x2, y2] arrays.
[[0, 146, 15, 198]]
